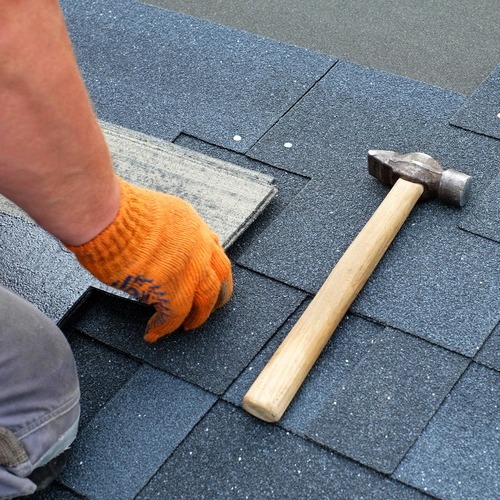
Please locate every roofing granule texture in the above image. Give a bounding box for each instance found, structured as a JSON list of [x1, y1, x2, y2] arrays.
[[61, 0, 335, 152], [224, 302, 386, 434], [307, 328, 469, 474], [450, 64, 500, 140], [475, 322, 500, 371], [460, 172, 500, 243], [60, 365, 216, 499], [136, 401, 429, 500], [173, 134, 311, 261], [395, 363, 500, 499], [63, 330, 142, 428], [0, 214, 97, 321]]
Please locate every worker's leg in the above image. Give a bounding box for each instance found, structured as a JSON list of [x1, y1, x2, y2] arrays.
[[0, 286, 80, 498]]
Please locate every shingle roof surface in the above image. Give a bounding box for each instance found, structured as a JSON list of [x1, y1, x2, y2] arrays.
[[2, 0, 498, 498]]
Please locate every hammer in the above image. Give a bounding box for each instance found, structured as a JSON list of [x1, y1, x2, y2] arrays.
[[242, 150, 471, 423]]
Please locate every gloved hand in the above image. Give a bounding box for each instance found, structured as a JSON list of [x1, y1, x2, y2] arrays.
[[67, 178, 233, 342]]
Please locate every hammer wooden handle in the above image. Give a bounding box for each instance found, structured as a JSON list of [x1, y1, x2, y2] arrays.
[[242, 178, 425, 422]]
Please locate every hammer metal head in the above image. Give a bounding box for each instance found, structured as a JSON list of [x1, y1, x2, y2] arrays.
[[367, 150, 472, 207]]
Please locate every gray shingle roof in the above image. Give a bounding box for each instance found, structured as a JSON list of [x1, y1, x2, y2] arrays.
[[2, 0, 498, 498]]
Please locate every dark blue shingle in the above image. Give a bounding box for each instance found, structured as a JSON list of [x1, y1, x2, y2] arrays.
[[395, 363, 500, 498], [137, 401, 429, 499], [450, 65, 500, 140], [60, 365, 216, 499], [307, 328, 469, 473]]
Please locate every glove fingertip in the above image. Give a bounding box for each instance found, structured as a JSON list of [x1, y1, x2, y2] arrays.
[[144, 312, 182, 342], [215, 279, 233, 309], [182, 300, 214, 331]]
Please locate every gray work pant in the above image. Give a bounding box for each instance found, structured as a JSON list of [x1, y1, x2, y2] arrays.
[[0, 286, 80, 499]]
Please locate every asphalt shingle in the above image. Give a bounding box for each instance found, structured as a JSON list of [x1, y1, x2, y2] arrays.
[[63, 329, 142, 429], [395, 363, 500, 499], [475, 321, 500, 371], [31, 484, 80, 500], [60, 365, 216, 499], [450, 64, 500, 140], [65, 268, 305, 394], [306, 329, 469, 474], [460, 172, 500, 243], [60, 0, 335, 152], [137, 401, 429, 499], [102, 122, 278, 249]]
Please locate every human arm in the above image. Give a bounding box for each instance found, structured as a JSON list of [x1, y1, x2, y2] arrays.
[[0, 0, 120, 245], [0, 0, 233, 339]]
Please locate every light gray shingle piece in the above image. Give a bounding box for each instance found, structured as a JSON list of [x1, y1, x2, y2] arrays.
[[102, 121, 277, 248], [306, 328, 469, 474], [395, 363, 500, 499], [0, 122, 278, 251], [61, 365, 216, 499]]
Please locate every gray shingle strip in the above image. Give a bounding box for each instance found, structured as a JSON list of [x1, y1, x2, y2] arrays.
[[239, 61, 500, 357], [60, 364, 216, 499], [460, 172, 500, 243], [173, 134, 310, 260], [224, 300, 386, 434], [0, 214, 97, 321], [1, 123, 279, 252], [66, 267, 305, 395], [450, 64, 500, 140], [60, 0, 336, 152], [137, 401, 429, 500], [102, 122, 278, 249], [475, 321, 500, 371], [306, 328, 469, 474], [394, 363, 500, 499]]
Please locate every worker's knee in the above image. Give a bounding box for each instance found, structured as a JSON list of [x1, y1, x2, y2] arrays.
[[0, 286, 80, 498]]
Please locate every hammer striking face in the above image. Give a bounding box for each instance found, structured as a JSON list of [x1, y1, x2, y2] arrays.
[[368, 149, 472, 207]]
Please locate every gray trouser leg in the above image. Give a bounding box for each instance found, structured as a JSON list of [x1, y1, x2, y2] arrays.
[[0, 286, 80, 499]]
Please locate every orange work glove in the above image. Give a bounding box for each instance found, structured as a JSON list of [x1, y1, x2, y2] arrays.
[[67, 178, 233, 342]]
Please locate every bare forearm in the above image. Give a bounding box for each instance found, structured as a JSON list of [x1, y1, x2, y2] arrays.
[[0, 0, 119, 245]]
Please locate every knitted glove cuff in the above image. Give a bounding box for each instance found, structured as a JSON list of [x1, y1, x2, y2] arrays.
[[65, 178, 149, 268]]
